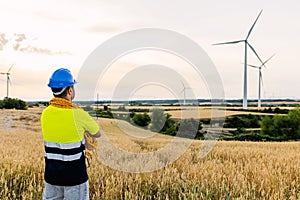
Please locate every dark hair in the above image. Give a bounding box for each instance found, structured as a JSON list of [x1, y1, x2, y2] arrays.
[[51, 86, 71, 98]]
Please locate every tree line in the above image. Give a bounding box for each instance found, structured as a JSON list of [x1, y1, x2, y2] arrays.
[[223, 107, 300, 141], [130, 109, 204, 139], [84, 106, 204, 139], [261, 108, 300, 140], [87, 105, 300, 141], [0, 97, 27, 110]]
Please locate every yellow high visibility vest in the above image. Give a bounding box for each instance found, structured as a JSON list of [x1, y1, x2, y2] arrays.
[[41, 105, 99, 143]]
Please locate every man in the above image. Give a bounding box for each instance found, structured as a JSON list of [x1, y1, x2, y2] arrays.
[[41, 68, 101, 200]]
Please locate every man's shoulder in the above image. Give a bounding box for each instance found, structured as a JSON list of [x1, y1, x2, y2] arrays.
[[42, 105, 88, 115], [73, 108, 89, 116], [41, 105, 73, 115], [41, 105, 57, 113]]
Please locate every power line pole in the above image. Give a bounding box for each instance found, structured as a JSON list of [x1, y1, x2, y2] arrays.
[[96, 93, 99, 119]]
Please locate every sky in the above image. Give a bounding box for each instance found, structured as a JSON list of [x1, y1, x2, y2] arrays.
[[0, 0, 299, 101]]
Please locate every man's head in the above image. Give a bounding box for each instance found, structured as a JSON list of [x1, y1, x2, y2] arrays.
[[51, 86, 75, 100], [48, 68, 77, 101]]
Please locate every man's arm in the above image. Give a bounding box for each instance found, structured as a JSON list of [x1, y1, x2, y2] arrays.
[[91, 130, 101, 138], [80, 110, 101, 138], [85, 130, 101, 138]]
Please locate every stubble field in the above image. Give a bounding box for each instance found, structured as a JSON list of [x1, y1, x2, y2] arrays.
[[0, 108, 299, 199]]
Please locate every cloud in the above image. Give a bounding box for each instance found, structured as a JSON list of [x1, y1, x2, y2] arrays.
[[18, 45, 71, 55], [0, 33, 8, 51], [13, 33, 27, 51], [86, 25, 119, 33], [0, 32, 72, 55], [14, 33, 26, 42]]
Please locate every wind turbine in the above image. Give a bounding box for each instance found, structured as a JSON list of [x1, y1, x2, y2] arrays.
[[180, 81, 191, 105], [0, 65, 14, 98], [248, 54, 275, 108], [213, 10, 264, 109]]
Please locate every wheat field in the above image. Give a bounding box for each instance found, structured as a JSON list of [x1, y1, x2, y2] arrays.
[[0, 109, 300, 199], [111, 105, 278, 119]]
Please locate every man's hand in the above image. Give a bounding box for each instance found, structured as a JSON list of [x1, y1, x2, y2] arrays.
[[84, 131, 99, 151], [85, 130, 101, 138]]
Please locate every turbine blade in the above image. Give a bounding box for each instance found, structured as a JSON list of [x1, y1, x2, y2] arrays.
[[247, 42, 264, 65], [181, 81, 185, 88], [262, 54, 275, 67], [0, 72, 6, 75], [212, 40, 244, 45], [7, 64, 14, 73], [248, 64, 259, 68], [246, 10, 263, 40]]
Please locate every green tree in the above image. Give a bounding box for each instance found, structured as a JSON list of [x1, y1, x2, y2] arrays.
[[150, 109, 177, 136], [274, 115, 291, 136], [261, 108, 300, 139], [160, 113, 177, 136], [224, 114, 260, 128], [103, 105, 109, 111], [17, 99, 27, 110], [178, 118, 203, 139], [288, 108, 300, 138], [149, 109, 165, 132], [261, 116, 276, 136], [0, 97, 27, 110], [132, 112, 151, 127], [96, 109, 113, 118], [224, 116, 245, 128]]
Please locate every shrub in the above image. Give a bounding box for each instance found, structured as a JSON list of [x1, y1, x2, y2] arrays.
[[95, 109, 113, 118], [0, 97, 27, 110], [132, 112, 151, 127], [261, 107, 300, 140], [178, 118, 203, 139], [150, 109, 177, 136], [224, 114, 260, 128], [149, 109, 166, 132], [83, 106, 93, 111]]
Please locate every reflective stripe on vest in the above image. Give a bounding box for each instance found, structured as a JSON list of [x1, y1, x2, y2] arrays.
[[44, 139, 85, 162], [45, 140, 85, 149], [45, 152, 83, 161]]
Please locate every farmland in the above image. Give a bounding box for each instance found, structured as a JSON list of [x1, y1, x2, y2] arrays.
[[0, 108, 300, 199], [106, 105, 285, 120]]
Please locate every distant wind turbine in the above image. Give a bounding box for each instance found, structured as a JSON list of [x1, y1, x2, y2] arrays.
[[180, 81, 191, 105], [213, 10, 264, 109], [248, 54, 275, 108], [0, 65, 14, 98]]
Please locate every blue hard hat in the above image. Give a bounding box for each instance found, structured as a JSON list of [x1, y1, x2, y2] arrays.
[[48, 68, 77, 88]]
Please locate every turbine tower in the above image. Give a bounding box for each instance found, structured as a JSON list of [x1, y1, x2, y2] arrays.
[[213, 10, 264, 109], [0, 65, 13, 98], [248, 54, 275, 108], [180, 81, 191, 105]]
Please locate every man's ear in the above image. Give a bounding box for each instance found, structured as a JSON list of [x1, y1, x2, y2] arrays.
[[67, 87, 73, 95]]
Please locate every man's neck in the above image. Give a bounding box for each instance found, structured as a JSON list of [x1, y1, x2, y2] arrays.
[[61, 96, 72, 102]]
